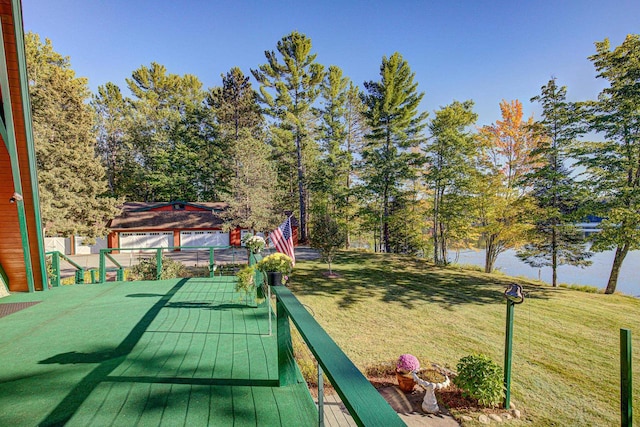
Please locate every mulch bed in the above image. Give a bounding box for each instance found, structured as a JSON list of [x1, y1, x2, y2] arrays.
[[0, 301, 41, 319], [368, 373, 497, 415]]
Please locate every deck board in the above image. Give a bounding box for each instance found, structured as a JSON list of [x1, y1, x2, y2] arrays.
[[0, 278, 317, 426]]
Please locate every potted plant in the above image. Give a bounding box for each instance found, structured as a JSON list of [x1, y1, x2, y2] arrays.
[[396, 354, 420, 393], [243, 234, 266, 254], [256, 253, 293, 286], [235, 265, 257, 294]]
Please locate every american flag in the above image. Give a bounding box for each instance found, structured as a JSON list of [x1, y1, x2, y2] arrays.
[[270, 216, 295, 265]]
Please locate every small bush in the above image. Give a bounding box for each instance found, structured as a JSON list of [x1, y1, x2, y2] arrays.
[[453, 354, 503, 407], [128, 256, 188, 281]]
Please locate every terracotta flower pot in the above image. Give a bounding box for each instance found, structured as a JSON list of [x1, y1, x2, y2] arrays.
[[396, 370, 415, 393]]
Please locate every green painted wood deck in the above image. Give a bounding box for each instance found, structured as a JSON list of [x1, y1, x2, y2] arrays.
[[0, 278, 317, 426]]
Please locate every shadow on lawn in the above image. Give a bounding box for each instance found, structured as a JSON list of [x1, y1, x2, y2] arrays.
[[292, 252, 553, 310]]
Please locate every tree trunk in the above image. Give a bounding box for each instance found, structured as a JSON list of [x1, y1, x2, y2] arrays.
[[605, 245, 629, 294], [382, 184, 390, 253], [439, 222, 447, 265], [295, 130, 307, 243], [484, 236, 496, 273]]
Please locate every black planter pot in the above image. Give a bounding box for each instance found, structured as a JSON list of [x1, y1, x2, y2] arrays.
[[266, 272, 283, 286]]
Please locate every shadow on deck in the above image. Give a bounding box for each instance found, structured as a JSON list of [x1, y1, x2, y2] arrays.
[[0, 277, 317, 426]]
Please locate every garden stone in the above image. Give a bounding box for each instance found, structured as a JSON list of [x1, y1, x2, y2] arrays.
[[461, 415, 473, 422], [478, 414, 491, 424], [502, 413, 513, 420], [489, 413, 503, 422], [512, 409, 521, 419]]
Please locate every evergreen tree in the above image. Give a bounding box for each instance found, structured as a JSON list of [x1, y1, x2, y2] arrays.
[[92, 82, 135, 197], [252, 31, 326, 243], [578, 34, 640, 294], [209, 68, 278, 231], [343, 83, 368, 248], [220, 130, 279, 232], [126, 62, 213, 201], [26, 33, 119, 238], [517, 79, 592, 286], [361, 52, 427, 253], [424, 100, 479, 265], [208, 67, 263, 140], [312, 66, 351, 217]]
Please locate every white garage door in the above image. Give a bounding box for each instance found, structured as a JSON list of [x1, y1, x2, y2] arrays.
[[180, 231, 229, 249], [119, 232, 173, 251]]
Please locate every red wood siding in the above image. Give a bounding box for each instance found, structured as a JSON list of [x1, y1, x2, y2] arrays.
[[229, 228, 241, 246], [0, 2, 44, 291]]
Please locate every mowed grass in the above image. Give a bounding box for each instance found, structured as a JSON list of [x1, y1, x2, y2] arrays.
[[288, 250, 640, 426]]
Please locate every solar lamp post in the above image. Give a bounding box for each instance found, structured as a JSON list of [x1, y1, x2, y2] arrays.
[[503, 283, 524, 409]]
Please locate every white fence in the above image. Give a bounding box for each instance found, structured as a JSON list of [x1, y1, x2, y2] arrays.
[[44, 236, 108, 255]]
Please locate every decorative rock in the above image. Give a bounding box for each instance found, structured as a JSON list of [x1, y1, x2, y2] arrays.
[[511, 409, 522, 419], [489, 413, 503, 422], [460, 415, 473, 422], [509, 402, 516, 410], [478, 414, 491, 424], [501, 413, 513, 420]]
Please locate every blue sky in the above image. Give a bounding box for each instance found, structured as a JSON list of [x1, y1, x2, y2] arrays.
[[22, 0, 640, 126]]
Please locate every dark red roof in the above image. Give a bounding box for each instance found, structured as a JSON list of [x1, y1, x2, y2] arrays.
[[121, 201, 227, 212], [109, 202, 227, 231]]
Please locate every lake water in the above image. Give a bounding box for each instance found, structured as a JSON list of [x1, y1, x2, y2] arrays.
[[453, 248, 640, 297]]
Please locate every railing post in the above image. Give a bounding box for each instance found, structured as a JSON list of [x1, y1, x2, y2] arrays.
[[75, 268, 85, 284], [156, 248, 162, 280], [51, 251, 60, 287], [209, 248, 215, 278], [277, 296, 297, 386], [99, 250, 106, 283], [318, 363, 325, 427], [621, 328, 633, 427], [117, 268, 124, 281]]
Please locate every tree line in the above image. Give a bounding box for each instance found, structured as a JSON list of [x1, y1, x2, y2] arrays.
[[26, 31, 640, 294]]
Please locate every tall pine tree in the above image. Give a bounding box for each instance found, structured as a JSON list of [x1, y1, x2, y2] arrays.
[[424, 100, 479, 264], [578, 34, 640, 294], [126, 62, 212, 201], [252, 31, 325, 243], [361, 52, 427, 253], [92, 82, 135, 198], [26, 33, 119, 238], [518, 79, 592, 286]]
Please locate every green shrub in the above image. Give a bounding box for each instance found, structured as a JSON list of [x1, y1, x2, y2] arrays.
[[128, 256, 188, 281], [453, 354, 504, 407]]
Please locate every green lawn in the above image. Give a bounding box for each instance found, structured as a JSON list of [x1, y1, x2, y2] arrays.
[[289, 250, 640, 426]]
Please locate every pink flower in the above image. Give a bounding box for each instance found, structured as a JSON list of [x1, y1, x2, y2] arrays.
[[396, 354, 420, 373]]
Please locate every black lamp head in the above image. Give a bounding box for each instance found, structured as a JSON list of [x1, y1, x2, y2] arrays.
[[504, 283, 524, 304]]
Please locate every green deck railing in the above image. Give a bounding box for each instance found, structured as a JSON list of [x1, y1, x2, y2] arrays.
[[98, 246, 240, 283], [45, 251, 99, 287], [271, 285, 405, 427]]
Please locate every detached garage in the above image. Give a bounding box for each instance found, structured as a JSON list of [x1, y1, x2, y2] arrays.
[[119, 232, 174, 251], [107, 202, 240, 251], [180, 230, 229, 249]]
